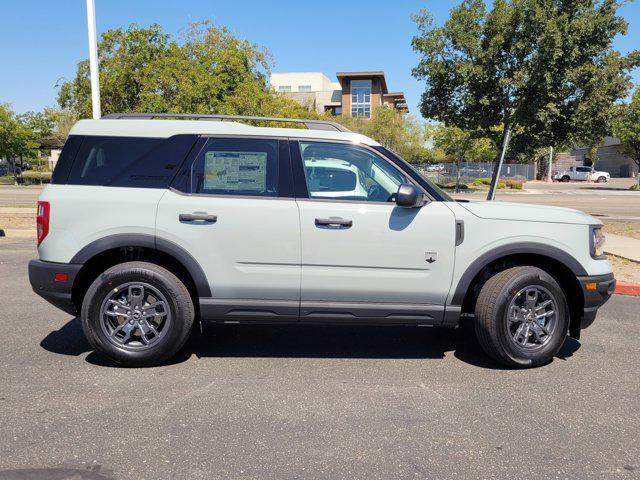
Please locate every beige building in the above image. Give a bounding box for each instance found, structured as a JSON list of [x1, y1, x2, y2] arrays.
[[269, 71, 408, 118]]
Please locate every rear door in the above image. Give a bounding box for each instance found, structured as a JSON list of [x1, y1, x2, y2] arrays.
[[291, 140, 457, 325], [156, 136, 301, 321]]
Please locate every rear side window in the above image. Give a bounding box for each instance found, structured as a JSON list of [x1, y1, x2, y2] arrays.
[[189, 138, 279, 197], [51, 135, 82, 184], [66, 135, 196, 188]]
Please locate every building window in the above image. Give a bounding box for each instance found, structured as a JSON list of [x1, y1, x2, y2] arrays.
[[298, 85, 312, 92], [351, 80, 372, 118], [278, 86, 292, 93]]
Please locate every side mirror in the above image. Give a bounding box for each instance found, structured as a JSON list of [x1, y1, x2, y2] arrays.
[[395, 183, 425, 208]]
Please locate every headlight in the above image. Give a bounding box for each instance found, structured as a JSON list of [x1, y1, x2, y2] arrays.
[[590, 226, 606, 258]]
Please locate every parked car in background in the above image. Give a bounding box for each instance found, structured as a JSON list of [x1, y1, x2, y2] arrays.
[[553, 166, 610, 183], [459, 165, 491, 178], [425, 163, 445, 173]]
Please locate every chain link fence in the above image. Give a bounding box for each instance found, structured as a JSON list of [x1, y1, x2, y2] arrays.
[[415, 162, 535, 186]]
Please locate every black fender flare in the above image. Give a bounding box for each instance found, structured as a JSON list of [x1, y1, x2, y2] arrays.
[[70, 233, 211, 297], [450, 242, 587, 306]]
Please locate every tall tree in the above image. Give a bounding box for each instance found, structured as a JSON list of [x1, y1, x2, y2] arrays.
[[429, 124, 494, 191], [57, 22, 315, 120], [412, 0, 639, 199], [337, 107, 427, 162], [613, 88, 640, 189], [0, 104, 38, 180]]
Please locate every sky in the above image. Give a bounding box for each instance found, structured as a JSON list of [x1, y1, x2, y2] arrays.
[[1, 0, 639, 119]]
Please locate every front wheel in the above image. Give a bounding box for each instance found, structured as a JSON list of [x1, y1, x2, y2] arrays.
[[561, 175, 571, 182], [474, 266, 569, 368], [596, 176, 607, 183], [81, 261, 195, 367]]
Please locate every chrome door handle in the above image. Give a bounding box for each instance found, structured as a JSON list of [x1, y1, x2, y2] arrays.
[[315, 217, 352, 228], [179, 213, 217, 223]]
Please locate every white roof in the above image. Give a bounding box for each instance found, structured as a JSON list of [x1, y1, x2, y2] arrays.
[[69, 119, 380, 146]]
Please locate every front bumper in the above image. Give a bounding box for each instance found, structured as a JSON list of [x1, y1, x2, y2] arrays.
[[28, 259, 82, 316], [575, 272, 616, 333]]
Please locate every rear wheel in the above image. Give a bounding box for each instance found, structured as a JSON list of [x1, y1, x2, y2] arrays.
[[81, 261, 194, 367], [597, 176, 607, 183], [474, 266, 569, 368]]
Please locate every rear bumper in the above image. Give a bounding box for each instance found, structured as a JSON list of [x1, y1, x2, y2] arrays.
[[576, 272, 616, 331], [28, 259, 82, 316]]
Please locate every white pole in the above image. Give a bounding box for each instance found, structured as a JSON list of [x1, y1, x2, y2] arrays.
[[546, 145, 554, 182], [86, 0, 101, 119]]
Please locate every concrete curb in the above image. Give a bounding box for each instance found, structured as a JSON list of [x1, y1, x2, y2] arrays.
[[615, 282, 640, 296]]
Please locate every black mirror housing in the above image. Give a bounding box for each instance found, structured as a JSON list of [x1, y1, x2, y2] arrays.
[[395, 183, 425, 208]]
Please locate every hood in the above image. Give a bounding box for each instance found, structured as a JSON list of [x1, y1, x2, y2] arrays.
[[459, 201, 600, 225]]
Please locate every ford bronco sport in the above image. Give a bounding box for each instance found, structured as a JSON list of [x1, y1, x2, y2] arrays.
[[29, 113, 615, 368]]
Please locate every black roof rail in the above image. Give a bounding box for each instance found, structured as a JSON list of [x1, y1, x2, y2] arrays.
[[101, 112, 351, 133]]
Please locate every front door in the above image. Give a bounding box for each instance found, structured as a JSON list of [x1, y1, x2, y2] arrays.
[[156, 136, 300, 321], [575, 166, 592, 181], [292, 140, 457, 324]]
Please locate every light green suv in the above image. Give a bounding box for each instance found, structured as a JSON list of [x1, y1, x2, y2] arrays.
[[29, 114, 615, 368]]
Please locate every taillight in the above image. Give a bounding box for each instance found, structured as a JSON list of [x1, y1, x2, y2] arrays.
[[36, 201, 50, 246]]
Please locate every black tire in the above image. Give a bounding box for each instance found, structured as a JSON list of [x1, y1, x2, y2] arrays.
[[561, 175, 571, 182], [81, 261, 194, 367], [597, 176, 607, 183], [474, 266, 569, 368]]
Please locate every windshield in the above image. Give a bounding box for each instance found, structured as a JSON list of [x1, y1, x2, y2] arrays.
[[373, 146, 453, 202]]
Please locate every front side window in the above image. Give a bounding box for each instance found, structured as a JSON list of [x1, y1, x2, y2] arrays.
[[190, 138, 279, 197], [351, 79, 372, 118], [300, 141, 406, 202]]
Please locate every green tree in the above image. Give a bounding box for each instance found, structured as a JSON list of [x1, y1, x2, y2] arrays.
[[429, 124, 494, 191], [58, 22, 315, 121], [16, 110, 55, 138], [0, 104, 38, 181], [337, 107, 427, 162], [613, 88, 640, 189], [412, 0, 639, 198]]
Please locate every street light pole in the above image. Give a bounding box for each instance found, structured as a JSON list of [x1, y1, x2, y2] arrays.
[[86, 0, 101, 119]]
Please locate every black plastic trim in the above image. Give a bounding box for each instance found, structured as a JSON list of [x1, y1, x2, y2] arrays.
[[200, 298, 299, 323], [288, 140, 310, 198], [455, 220, 464, 246], [199, 298, 457, 326], [451, 242, 589, 306], [70, 234, 212, 297], [576, 272, 615, 330], [300, 301, 444, 325], [28, 259, 82, 315]]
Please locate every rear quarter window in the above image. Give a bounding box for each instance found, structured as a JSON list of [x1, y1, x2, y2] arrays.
[[51, 135, 82, 184], [65, 135, 196, 188]]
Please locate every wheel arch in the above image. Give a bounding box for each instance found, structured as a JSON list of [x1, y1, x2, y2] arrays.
[[452, 243, 586, 336], [70, 234, 211, 311]]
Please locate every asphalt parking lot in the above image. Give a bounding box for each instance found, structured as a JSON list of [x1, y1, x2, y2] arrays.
[[1, 237, 639, 480]]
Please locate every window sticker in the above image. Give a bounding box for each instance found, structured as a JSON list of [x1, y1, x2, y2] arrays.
[[204, 151, 267, 191]]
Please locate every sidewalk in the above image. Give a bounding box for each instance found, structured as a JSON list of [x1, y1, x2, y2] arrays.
[[604, 233, 640, 263]]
